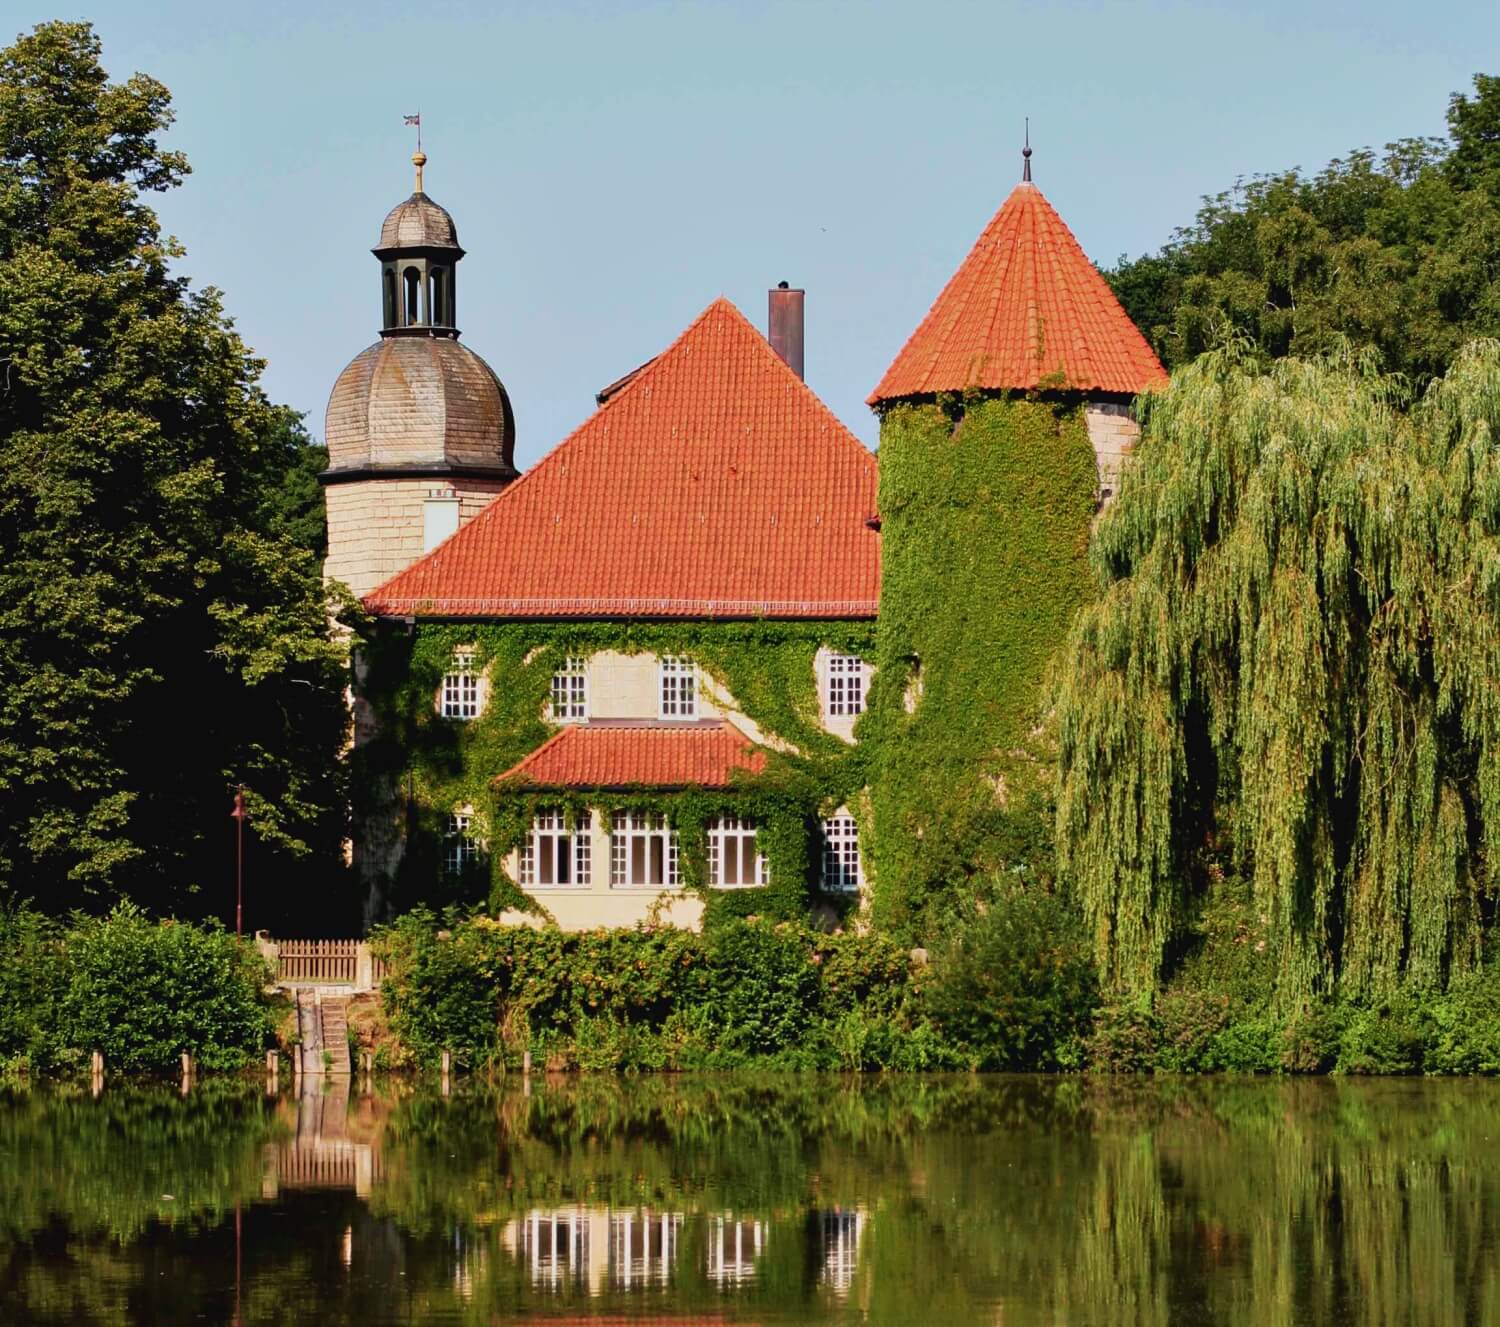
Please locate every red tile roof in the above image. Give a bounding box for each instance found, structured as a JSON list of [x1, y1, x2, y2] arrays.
[[365, 298, 880, 619], [495, 720, 768, 790], [869, 181, 1168, 404]]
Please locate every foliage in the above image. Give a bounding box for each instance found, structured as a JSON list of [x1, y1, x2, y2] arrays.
[[58, 903, 276, 1071], [1055, 341, 1500, 1004], [0, 905, 65, 1069], [866, 394, 1099, 939], [0, 903, 276, 1071], [372, 910, 940, 1070], [356, 620, 872, 922], [1106, 74, 1500, 382], [924, 884, 1098, 1069], [0, 22, 352, 924]]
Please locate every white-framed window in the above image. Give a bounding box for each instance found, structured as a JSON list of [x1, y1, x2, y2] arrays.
[[441, 650, 480, 720], [820, 816, 862, 893], [826, 654, 866, 717], [518, 808, 590, 887], [708, 816, 768, 888], [549, 657, 587, 722], [658, 655, 697, 718], [610, 811, 679, 887], [444, 812, 481, 875]]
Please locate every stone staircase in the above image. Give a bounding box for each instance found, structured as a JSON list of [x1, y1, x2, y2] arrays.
[[296, 990, 352, 1076]]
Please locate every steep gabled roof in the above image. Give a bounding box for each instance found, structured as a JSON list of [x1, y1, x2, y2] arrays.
[[365, 298, 880, 619], [869, 181, 1167, 404], [494, 720, 768, 790]]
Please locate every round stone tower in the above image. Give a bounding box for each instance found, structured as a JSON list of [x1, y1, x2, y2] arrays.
[[321, 151, 518, 600]]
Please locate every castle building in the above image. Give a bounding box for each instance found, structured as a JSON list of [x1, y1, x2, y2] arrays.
[[327, 149, 1164, 932]]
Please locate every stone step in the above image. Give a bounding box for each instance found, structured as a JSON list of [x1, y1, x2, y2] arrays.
[[319, 997, 352, 1076]]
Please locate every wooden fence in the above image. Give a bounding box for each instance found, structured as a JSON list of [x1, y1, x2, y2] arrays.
[[261, 937, 387, 990]]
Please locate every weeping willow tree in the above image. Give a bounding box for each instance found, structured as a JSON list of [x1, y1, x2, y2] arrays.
[[1055, 340, 1500, 1003]]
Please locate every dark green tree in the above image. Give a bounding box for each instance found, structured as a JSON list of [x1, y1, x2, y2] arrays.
[[1107, 75, 1500, 382], [0, 21, 351, 925]]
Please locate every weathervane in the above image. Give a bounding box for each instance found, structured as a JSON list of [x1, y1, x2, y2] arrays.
[[1023, 117, 1032, 183], [404, 112, 425, 192]]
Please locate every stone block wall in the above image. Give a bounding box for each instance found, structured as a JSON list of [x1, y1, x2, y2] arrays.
[[324, 478, 510, 600], [1084, 400, 1141, 503]]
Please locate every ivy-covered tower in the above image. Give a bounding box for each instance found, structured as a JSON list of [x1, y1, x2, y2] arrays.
[[865, 148, 1167, 935], [321, 151, 518, 600]]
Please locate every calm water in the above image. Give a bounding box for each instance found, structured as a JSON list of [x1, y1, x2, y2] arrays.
[[1, 1074, 1498, 1325]]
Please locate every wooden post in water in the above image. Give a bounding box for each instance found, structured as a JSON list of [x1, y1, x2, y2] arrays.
[[266, 1049, 278, 1097], [522, 1049, 532, 1077], [440, 1048, 452, 1097], [90, 1050, 104, 1097]]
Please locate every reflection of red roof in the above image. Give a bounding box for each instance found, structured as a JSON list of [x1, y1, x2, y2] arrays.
[[365, 298, 879, 619], [870, 181, 1167, 403], [495, 720, 768, 790]]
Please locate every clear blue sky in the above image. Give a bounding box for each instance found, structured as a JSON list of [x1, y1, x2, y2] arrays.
[[13, 1, 1498, 461]]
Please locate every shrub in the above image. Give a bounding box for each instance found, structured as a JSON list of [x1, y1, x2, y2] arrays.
[[1427, 966, 1500, 1073], [0, 906, 67, 1069], [1155, 989, 1231, 1072], [59, 903, 275, 1072], [925, 887, 1098, 1070], [1085, 1000, 1160, 1073], [702, 921, 820, 1060], [1334, 997, 1429, 1075]]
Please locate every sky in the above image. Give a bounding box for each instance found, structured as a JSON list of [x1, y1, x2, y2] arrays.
[[12, 0, 1499, 463]]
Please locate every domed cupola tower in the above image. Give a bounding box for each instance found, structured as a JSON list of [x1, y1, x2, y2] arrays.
[[321, 151, 519, 599]]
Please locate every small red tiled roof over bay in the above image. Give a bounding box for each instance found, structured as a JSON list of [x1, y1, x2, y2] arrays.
[[365, 298, 879, 619], [495, 720, 768, 790], [869, 180, 1168, 404]]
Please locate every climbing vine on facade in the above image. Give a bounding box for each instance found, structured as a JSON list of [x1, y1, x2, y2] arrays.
[[865, 394, 1101, 938], [354, 619, 874, 923]]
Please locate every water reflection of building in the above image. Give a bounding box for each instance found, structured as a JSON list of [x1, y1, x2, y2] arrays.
[[610, 1210, 681, 1288], [707, 1216, 765, 1287], [260, 1078, 383, 1200], [819, 1207, 865, 1295], [504, 1207, 685, 1293]]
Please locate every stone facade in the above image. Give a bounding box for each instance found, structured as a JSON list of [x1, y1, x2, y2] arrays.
[[326, 478, 511, 601], [1085, 400, 1141, 503]]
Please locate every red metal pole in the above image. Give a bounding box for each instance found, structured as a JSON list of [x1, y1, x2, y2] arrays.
[[231, 787, 246, 937]]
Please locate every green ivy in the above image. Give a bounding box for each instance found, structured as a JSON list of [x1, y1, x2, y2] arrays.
[[354, 621, 874, 924], [864, 393, 1100, 939]]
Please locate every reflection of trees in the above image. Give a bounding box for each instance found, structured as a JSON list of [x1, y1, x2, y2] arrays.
[[4, 1076, 1500, 1324]]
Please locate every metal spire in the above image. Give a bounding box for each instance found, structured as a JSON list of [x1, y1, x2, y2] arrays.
[[1022, 118, 1032, 182]]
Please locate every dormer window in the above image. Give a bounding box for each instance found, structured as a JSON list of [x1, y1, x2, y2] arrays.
[[441, 650, 480, 719], [659, 656, 696, 718], [549, 657, 588, 722]]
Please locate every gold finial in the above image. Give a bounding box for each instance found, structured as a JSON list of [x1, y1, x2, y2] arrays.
[[412, 150, 427, 194]]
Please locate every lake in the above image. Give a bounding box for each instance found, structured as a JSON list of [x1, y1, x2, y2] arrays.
[[0, 1074, 1496, 1324]]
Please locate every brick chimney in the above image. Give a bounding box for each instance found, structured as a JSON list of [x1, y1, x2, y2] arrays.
[[768, 281, 805, 380]]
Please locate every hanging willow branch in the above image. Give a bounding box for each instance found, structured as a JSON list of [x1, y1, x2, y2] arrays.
[[1055, 340, 1500, 1003]]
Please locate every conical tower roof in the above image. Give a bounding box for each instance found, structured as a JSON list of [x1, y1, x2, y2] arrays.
[[869, 179, 1167, 404]]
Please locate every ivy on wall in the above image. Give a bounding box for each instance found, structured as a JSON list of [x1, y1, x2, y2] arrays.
[[863, 393, 1100, 940], [353, 620, 873, 925]]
